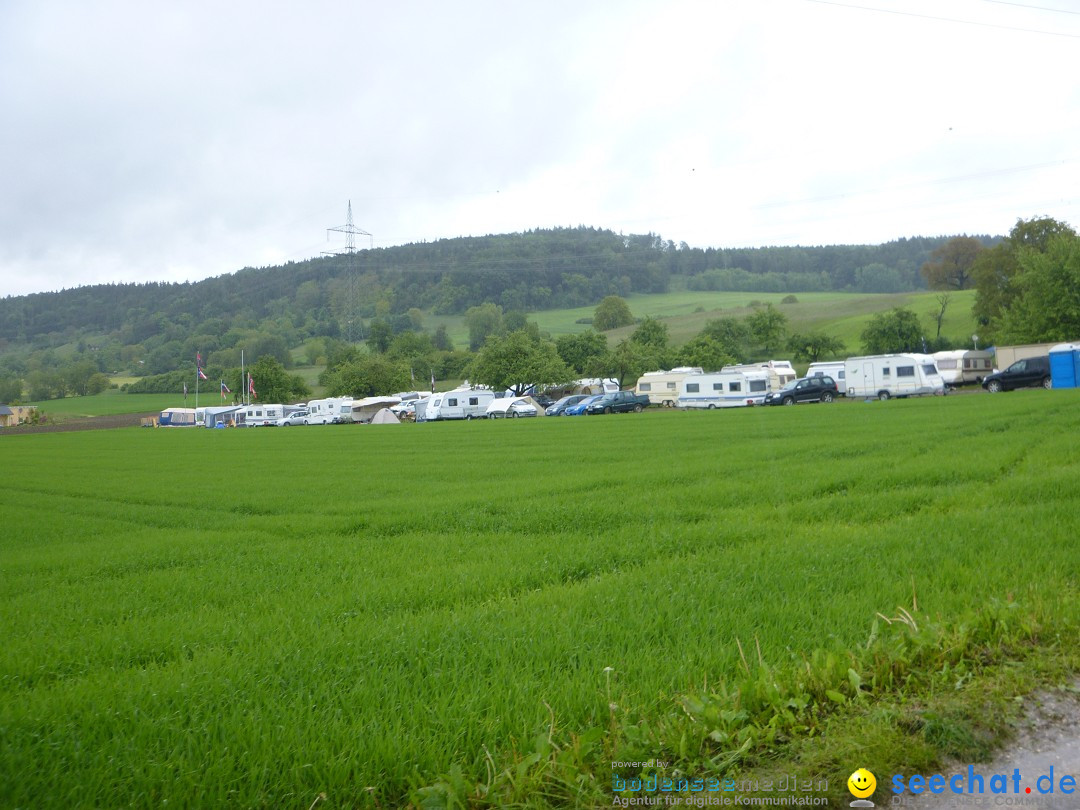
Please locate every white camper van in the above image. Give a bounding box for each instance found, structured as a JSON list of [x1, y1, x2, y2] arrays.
[[931, 350, 994, 386], [306, 397, 353, 425], [635, 367, 704, 407], [806, 361, 846, 391], [843, 354, 945, 399], [676, 370, 770, 409], [721, 361, 797, 392], [425, 388, 495, 421], [242, 403, 285, 426]]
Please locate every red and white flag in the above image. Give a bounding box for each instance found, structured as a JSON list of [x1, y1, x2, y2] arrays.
[[248, 375, 257, 399]]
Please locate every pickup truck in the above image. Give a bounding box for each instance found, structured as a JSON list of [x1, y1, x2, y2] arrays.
[[584, 390, 651, 414]]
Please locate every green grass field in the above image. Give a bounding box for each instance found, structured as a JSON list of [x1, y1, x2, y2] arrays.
[[22, 390, 182, 419], [2, 392, 1078, 807]]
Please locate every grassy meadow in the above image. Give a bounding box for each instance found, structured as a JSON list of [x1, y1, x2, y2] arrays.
[[2, 391, 1079, 807]]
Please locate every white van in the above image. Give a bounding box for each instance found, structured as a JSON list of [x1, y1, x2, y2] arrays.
[[635, 367, 704, 407], [425, 388, 495, 421], [844, 354, 945, 399], [676, 370, 770, 409], [306, 397, 354, 425], [721, 361, 797, 392]]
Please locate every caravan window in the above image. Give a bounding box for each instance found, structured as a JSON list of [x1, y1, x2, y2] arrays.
[[666, 382, 676, 390], [448, 398, 458, 407], [938, 359, 957, 369], [897, 366, 915, 378], [713, 382, 724, 391], [469, 397, 478, 406], [922, 364, 937, 376], [882, 367, 891, 377], [749, 380, 767, 392], [728, 382, 741, 392], [686, 383, 700, 393], [639, 383, 652, 392]]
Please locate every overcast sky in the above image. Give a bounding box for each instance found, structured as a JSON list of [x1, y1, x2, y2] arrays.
[[2, 0, 1078, 298]]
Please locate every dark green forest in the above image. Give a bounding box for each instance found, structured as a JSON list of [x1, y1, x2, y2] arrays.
[[0, 226, 998, 399]]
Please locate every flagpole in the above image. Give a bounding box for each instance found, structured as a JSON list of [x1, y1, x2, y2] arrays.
[[241, 350, 246, 406], [195, 351, 200, 410]]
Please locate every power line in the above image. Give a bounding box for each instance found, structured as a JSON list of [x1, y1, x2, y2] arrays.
[[980, 0, 1080, 16], [804, 0, 1080, 38]]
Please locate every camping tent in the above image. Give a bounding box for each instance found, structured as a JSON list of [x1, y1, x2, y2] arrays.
[[370, 408, 401, 424]]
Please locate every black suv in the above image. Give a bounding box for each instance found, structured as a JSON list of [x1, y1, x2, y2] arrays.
[[981, 355, 1051, 393], [764, 375, 838, 406]]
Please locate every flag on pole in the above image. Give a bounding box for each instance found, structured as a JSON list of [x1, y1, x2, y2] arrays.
[[221, 380, 231, 399], [430, 370, 436, 393], [196, 351, 203, 369], [183, 381, 188, 401], [197, 367, 208, 380], [248, 375, 257, 399]]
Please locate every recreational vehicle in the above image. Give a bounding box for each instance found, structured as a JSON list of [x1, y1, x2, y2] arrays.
[[242, 403, 285, 426], [806, 361, 846, 390], [932, 350, 994, 386], [425, 388, 495, 421], [157, 407, 198, 427], [306, 397, 353, 425], [202, 405, 246, 428], [676, 370, 770, 409], [635, 367, 704, 407], [721, 361, 797, 392], [843, 354, 945, 399]]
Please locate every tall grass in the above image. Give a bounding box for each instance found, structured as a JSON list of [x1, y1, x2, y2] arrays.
[[1, 392, 1078, 807]]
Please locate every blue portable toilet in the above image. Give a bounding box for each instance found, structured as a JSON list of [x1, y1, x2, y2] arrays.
[[1049, 342, 1080, 389]]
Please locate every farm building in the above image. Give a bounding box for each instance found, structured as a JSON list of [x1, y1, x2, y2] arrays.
[[0, 405, 37, 427], [992, 342, 1059, 371]]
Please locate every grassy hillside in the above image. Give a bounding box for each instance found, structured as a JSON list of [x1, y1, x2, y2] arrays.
[[426, 290, 980, 355], [2, 391, 1078, 807]]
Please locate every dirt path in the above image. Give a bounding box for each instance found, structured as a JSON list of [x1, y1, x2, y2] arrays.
[[890, 683, 1080, 809]]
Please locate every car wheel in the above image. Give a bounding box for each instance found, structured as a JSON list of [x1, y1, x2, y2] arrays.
[[783, 397, 795, 406], [878, 391, 891, 401], [707, 404, 716, 410], [282, 422, 290, 426], [604, 406, 612, 415], [1043, 376, 1052, 390], [634, 404, 643, 413], [821, 391, 834, 403], [511, 411, 519, 418], [986, 380, 1002, 393], [303, 420, 310, 425]]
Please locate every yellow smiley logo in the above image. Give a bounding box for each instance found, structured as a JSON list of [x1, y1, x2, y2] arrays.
[[847, 768, 876, 798]]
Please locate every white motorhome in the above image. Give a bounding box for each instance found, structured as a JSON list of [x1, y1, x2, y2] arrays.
[[425, 388, 495, 421], [843, 354, 945, 399], [306, 397, 353, 425], [635, 367, 704, 407], [806, 361, 846, 391], [721, 361, 797, 391], [932, 350, 994, 386], [676, 370, 770, 409], [242, 403, 285, 426]]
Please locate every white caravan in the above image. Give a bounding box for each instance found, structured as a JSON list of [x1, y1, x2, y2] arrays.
[[932, 350, 994, 386], [306, 397, 354, 425], [425, 388, 495, 421], [242, 403, 285, 426], [676, 369, 770, 409], [806, 361, 846, 391], [721, 361, 797, 391], [843, 354, 945, 399], [635, 367, 704, 407]]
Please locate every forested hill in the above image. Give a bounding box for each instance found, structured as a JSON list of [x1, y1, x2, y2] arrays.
[[1, 226, 995, 347]]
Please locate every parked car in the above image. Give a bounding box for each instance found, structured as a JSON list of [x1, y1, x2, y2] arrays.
[[276, 410, 310, 426], [485, 397, 538, 419], [546, 395, 588, 416], [584, 390, 651, 414], [982, 355, 1052, 393], [564, 395, 603, 416], [764, 375, 838, 406], [533, 394, 555, 408]]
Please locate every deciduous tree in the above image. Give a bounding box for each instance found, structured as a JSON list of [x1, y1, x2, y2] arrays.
[[593, 296, 635, 331], [920, 236, 982, 290]]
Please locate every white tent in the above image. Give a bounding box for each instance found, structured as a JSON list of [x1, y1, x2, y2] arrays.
[[369, 408, 401, 424]]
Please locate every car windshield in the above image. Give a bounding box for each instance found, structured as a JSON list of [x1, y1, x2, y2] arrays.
[[778, 381, 798, 393]]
